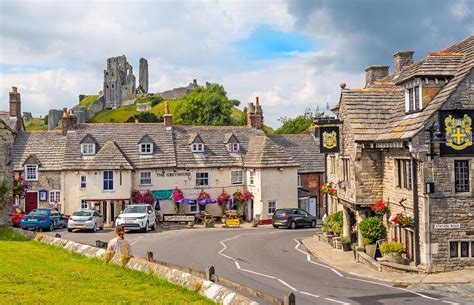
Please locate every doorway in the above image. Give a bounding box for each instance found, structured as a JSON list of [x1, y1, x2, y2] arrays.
[[24, 191, 38, 214]]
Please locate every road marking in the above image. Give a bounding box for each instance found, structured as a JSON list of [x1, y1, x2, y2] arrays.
[[442, 301, 460, 305], [277, 279, 297, 291], [294, 239, 344, 277], [325, 297, 351, 304], [299, 291, 320, 298]]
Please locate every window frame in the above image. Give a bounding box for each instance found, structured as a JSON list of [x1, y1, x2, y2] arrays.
[[268, 201, 276, 215], [249, 170, 255, 185], [49, 190, 61, 204], [81, 143, 96, 155], [103, 170, 114, 191], [297, 174, 301, 187], [342, 158, 350, 182], [24, 164, 38, 181], [196, 172, 209, 187], [449, 240, 474, 258], [80, 199, 88, 210], [405, 80, 422, 113], [396, 159, 412, 190], [330, 156, 336, 175], [227, 143, 240, 153], [191, 143, 204, 153], [139, 143, 153, 155], [80, 175, 86, 189], [140, 171, 152, 186], [454, 160, 469, 193], [230, 170, 243, 185]]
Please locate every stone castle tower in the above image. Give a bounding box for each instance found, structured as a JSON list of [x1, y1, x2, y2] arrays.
[[139, 58, 148, 93], [103, 55, 136, 109]]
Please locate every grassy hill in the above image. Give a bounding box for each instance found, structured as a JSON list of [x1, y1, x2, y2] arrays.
[[24, 118, 48, 131], [79, 95, 99, 109]]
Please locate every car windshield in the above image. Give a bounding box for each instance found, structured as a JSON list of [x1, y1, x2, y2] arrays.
[[123, 206, 147, 214], [72, 211, 92, 217], [29, 209, 49, 216]]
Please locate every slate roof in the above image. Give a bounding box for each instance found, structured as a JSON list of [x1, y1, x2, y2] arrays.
[[270, 134, 324, 173], [338, 35, 473, 142], [13, 123, 299, 170], [0, 111, 20, 131]]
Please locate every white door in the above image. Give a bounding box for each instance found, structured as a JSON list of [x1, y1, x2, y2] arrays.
[[309, 197, 317, 217]]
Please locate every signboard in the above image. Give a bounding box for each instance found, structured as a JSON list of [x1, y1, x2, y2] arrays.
[[433, 223, 461, 229], [439, 110, 474, 156], [151, 189, 173, 200], [157, 171, 191, 178], [39, 189, 48, 201], [162, 214, 195, 222], [319, 126, 340, 153], [225, 218, 240, 226]]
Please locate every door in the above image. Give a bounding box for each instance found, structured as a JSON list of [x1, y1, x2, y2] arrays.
[[24, 192, 38, 214], [309, 197, 317, 217]]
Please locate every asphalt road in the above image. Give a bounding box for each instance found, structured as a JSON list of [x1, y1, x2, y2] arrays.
[[45, 227, 468, 305]]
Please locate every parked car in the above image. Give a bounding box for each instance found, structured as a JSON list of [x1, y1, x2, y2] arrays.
[[10, 206, 25, 227], [68, 210, 104, 232], [21, 208, 68, 231], [272, 208, 317, 229], [115, 204, 156, 232]]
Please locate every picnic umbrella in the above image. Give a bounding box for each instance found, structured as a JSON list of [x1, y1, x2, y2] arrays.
[[198, 198, 217, 205], [178, 198, 195, 205]]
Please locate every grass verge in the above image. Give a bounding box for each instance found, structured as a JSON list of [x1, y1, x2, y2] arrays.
[[0, 227, 215, 305]]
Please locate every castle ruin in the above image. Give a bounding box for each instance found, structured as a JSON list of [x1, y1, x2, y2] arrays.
[[139, 58, 149, 93]]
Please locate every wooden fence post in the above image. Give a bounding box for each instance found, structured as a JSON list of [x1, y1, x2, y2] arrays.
[[206, 265, 215, 282], [284, 291, 296, 305]]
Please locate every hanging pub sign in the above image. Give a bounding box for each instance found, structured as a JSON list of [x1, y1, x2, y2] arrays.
[[319, 126, 340, 153], [439, 110, 474, 156]]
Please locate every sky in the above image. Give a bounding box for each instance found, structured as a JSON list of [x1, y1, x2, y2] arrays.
[[0, 0, 472, 128]]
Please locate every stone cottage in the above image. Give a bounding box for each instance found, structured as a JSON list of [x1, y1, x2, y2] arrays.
[[327, 35, 473, 272]]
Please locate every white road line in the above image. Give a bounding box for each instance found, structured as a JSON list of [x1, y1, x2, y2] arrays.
[[299, 291, 320, 298], [277, 279, 297, 291], [442, 301, 460, 305], [294, 239, 344, 277], [325, 297, 351, 304], [234, 261, 241, 269], [240, 267, 277, 280]]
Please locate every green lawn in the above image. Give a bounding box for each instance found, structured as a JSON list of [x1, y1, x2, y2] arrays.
[[24, 118, 48, 131], [79, 95, 100, 109], [0, 227, 215, 305]]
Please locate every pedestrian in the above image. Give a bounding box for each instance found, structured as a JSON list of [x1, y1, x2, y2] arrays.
[[104, 225, 132, 266]]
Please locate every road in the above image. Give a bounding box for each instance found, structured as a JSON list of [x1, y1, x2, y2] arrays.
[[46, 227, 468, 305]]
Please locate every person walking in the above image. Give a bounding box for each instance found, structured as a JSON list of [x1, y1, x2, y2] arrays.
[[104, 225, 132, 265]]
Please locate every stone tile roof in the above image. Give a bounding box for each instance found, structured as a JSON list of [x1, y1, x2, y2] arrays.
[[270, 134, 324, 173], [13, 123, 299, 170], [338, 35, 473, 142], [0, 111, 19, 131], [13, 131, 66, 171]]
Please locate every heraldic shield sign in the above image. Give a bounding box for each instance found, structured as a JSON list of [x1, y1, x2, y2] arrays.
[[439, 110, 474, 156], [319, 126, 340, 153]]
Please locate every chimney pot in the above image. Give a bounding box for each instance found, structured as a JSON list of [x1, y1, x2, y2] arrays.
[[393, 51, 414, 76], [12, 86, 17, 93], [163, 101, 173, 128], [365, 65, 389, 86], [256, 96, 259, 106]]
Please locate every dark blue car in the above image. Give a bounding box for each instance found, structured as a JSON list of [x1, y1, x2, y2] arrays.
[[21, 208, 68, 231]]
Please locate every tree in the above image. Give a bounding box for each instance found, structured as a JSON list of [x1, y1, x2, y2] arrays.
[[126, 112, 163, 123], [43, 114, 49, 125], [174, 83, 234, 126], [275, 107, 324, 134]]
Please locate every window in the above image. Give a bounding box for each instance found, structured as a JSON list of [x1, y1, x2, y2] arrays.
[[191, 143, 204, 152], [227, 143, 240, 152], [297, 174, 301, 187], [24, 164, 38, 181], [406, 85, 421, 112], [49, 190, 61, 204], [81, 143, 95, 155], [196, 172, 209, 186], [449, 241, 474, 258], [268, 201, 276, 214], [330, 156, 336, 174], [140, 171, 152, 185], [454, 160, 469, 193], [231, 170, 243, 185], [80, 176, 86, 189], [190, 201, 198, 213], [249, 170, 255, 185], [103, 171, 114, 190], [396, 159, 412, 190], [342, 158, 350, 182], [80, 199, 88, 210], [140, 143, 153, 154]]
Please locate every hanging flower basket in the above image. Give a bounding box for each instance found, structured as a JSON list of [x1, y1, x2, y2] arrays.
[[320, 182, 337, 196], [13, 173, 30, 199], [198, 191, 211, 201], [243, 191, 254, 201], [218, 191, 230, 215], [142, 191, 155, 205], [232, 191, 245, 206], [391, 212, 414, 228], [370, 200, 390, 216], [171, 187, 184, 202]]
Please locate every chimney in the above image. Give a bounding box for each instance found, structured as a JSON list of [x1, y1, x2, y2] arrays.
[[61, 108, 77, 136], [163, 101, 172, 129], [393, 51, 414, 76], [365, 65, 389, 86], [9, 86, 21, 118], [247, 97, 263, 129]]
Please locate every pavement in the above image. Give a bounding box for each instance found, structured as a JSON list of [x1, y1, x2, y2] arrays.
[[302, 235, 474, 285]]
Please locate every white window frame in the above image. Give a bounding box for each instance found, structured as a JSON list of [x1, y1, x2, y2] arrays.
[[249, 170, 255, 185], [140, 143, 153, 155], [191, 143, 204, 153], [49, 190, 61, 204], [404, 79, 422, 113], [80, 175, 86, 189], [196, 172, 209, 187], [24, 164, 38, 181], [297, 174, 302, 187], [230, 170, 243, 185], [227, 143, 240, 152], [268, 200, 277, 214], [140, 171, 152, 186], [81, 143, 96, 155], [189, 201, 198, 213], [103, 170, 114, 191], [80, 199, 88, 210]]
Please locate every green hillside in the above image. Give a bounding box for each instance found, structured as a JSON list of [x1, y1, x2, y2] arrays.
[[25, 118, 48, 131], [79, 95, 99, 109]]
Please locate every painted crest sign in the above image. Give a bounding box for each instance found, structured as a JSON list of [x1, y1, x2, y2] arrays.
[[440, 110, 474, 156], [319, 126, 340, 153]]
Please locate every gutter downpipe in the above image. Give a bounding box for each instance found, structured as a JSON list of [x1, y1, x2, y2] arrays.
[[412, 156, 421, 266]]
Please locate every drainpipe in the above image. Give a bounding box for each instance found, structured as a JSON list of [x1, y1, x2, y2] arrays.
[[412, 157, 421, 266]]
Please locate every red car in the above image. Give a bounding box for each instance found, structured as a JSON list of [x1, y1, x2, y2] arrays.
[[10, 207, 25, 227]]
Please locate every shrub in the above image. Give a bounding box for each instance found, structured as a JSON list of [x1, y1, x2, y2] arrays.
[[126, 112, 164, 123], [380, 241, 404, 254], [362, 237, 372, 246], [359, 217, 386, 244], [322, 211, 344, 235], [340, 236, 351, 245], [43, 114, 49, 125], [149, 96, 163, 107]]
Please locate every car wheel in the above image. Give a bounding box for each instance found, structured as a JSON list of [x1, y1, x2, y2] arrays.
[[290, 221, 297, 229], [22, 226, 27, 230], [311, 220, 317, 228], [93, 223, 98, 232], [151, 222, 156, 231], [67, 228, 73, 232], [100, 226, 103, 230], [273, 224, 279, 229], [144, 221, 149, 232], [49, 222, 54, 231]]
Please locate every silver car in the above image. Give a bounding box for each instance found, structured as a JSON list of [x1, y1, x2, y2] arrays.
[[68, 210, 104, 232]]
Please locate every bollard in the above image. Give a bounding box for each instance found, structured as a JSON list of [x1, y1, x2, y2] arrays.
[[96, 240, 107, 249], [146, 251, 154, 262], [55, 233, 61, 238], [284, 291, 296, 305], [206, 265, 215, 282]]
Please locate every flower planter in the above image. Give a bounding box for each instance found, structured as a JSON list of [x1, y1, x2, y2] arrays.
[[383, 253, 404, 264], [342, 243, 351, 251], [365, 244, 376, 258]]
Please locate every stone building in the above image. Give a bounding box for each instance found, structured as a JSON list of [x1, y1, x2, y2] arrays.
[[327, 35, 473, 271], [103, 55, 137, 109], [13, 98, 301, 226]]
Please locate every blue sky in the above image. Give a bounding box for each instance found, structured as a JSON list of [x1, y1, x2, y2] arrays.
[[0, 0, 472, 128]]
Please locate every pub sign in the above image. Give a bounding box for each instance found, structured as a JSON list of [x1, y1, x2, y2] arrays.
[[439, 110, 474, 156], [319, 126, 340, 153]]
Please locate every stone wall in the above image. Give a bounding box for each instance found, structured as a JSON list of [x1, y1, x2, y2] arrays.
[[0, 122, 14, 224], [155, 81, 197, 100], [355, 148, 384, 204], [48, 109, 63, 130], [16, 170, 62, 209]]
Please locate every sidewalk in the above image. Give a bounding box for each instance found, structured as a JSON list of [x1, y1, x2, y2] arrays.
[[302, 235, 474, 285]]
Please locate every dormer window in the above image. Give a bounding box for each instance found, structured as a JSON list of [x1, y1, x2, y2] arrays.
[[405, 79, 422, 113], [227, 143, 240, 152], [24, 164, 38, 181], [140, 143, 153, 154], [192, 143, 204, 153], [81, 143, 96, 155]]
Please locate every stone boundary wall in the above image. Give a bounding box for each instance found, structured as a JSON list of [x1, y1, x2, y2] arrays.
[[12, 228, 258, 305]]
